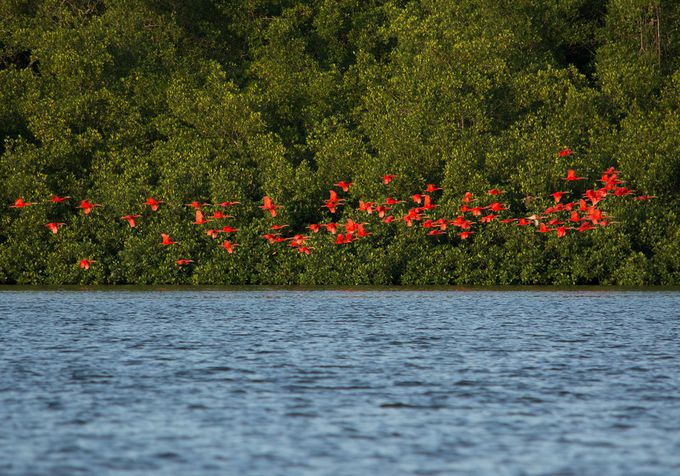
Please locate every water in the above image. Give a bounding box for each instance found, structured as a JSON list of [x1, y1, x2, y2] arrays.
[[1, 289, 679, 475]]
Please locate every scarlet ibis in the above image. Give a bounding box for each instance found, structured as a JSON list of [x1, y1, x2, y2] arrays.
[[551, 191, 569, 203], [487, 188, 504, 196], [44, 222, 65, 234], [260, 196, 281, 217], [50, 195, 70, 203], [308, 224, 321, 233], [120, 214, 141, 228], [462, 192, 474, 203], [144, 197, 163, 211], [221, 226, 239, 233], [221, 240, 238, 253], [176, 259, 193, 266], [206, 229, 221, 239], [78, 200, 101, 215], [425, 184, 441, 193], [9, 197, 35, 208], [383, 174, 397, 185], [558, 148, 573, 157], [334, 181, 353, 192], [161, 233, 177, 246], [459, 231, 475, 239], [217, 201, 240, 207], [79, 259, 95, 270], [565, 169, 585, 181], [194, 209, 209, 225]]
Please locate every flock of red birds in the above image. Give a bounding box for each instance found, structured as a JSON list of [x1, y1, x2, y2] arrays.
[[7, 148, 655, 270]]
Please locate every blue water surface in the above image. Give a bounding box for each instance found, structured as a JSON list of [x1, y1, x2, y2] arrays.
[[1, 288, 679, 475]]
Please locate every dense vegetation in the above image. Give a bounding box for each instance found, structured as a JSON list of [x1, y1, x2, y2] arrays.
[[1, 0, 679, 285]]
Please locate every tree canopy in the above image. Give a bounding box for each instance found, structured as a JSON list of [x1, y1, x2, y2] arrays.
[[1, 0, 679, 285]]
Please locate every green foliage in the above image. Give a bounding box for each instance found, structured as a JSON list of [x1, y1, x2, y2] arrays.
[[0, 0, 678, 285]]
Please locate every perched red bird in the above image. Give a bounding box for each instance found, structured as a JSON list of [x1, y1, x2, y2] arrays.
[[44, 222, 65, 234], [558, 148, 573, 157], [78, 200, 101, 215], [144, 197, 163, 211], [79, 259, 95, 270], [10, 197, 36, 208], [176, 259, 193, 266], [161, 233, 177, 246], [260, 196, 281, 217], [120, 214, 141, 228], [333, 181, 353, 192]]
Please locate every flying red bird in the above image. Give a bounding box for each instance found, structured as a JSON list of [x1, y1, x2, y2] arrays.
[[565, 169, 585, 181], [425, 183, 441, 193], [44, 222, 65, 234], [50, 195, 71, 203], [462, 192, 474, 203], [194, 209, 209, 225], [78, 200, 101, 215], [161, 233, 177, 246], [217, 201, 240, 207], [221, 240, 238, 253], [176, 259, 193, 266], [144, 197, 163, 211], [186, 201, 209, 209], [79, 259, 95, 270], [260, 196, 281, 217], [206, 229, 221, 239], [487, 188, 504, 196], [333, 181, 353, 192], [120, 214, 141, 228], [459, 231, 475, 240], [558, 148, 573, 157], [551, 191, 569, 203], [221, 226, 239, 233], [10, 197, 35, 208], [382, 174, 397, 185]]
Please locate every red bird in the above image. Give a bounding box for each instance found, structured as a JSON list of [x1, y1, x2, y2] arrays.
[[260, 196, 281, 217], [206, 229, 222, 239], [565, 169, 585, 181], [217, 200, 240, 207], [411, 194, 423, 205], [382, 215, 395, 224], [176, 259, 193, 266], [50, 195, 71, 203], [425, 183, 441, 193], [209, 211, 233, 220], [384, 197, 404, 205], [296, 246, 312, 255], [537, 223, 551, 233], [221, 226, 239, 233], [144, 197, 163, 211], [551, 191, 569, 203], [577, 222, 595, 232], [428, 229, 446, 236], [334, 181, 353, 192], [325, 223, 338, 234], [78, 200, 101, 215], [194, 209, 209, 225], [270, 224, 288, 230], [10, 197, 36, 208], [488, 202, 506, 212], [459, 231, 475, 240], [556, 226, 570, 238], [44, 222, 65, 234], [480, 214, 497, 223], [383, 174, 397, 185], [308, 224, 321, 233], [221, 240, 238, 253], [120, 214, 141, 228], [261, 233, 281, 244], [462, 192, 474, 203], [161, 233, 177, 246], [79, 259, 95, 270], [487, 188, 504, 196], [632, 195, 656, 201], [558, 147, 573, 157], [186, 201, 209, 209]]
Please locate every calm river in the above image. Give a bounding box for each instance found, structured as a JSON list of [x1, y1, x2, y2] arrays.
[[1, 289, 679, 475]]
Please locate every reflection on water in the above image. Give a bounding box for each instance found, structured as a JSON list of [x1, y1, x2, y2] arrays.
[[1, 289, 679, 475]]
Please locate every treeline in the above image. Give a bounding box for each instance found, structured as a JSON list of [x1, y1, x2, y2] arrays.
[[0, 0, 679, 285]]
